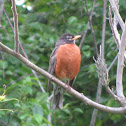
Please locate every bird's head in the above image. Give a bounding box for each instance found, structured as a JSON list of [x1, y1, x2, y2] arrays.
[[58, 33, 81, 44]]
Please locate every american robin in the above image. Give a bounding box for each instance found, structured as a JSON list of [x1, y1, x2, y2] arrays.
[[48, 33, 81, 109]]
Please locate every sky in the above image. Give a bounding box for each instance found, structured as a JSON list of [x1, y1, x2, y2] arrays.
[[16, 0, 32, 11]]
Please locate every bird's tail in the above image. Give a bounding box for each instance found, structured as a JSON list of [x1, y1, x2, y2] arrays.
[[52, 84, 63, 110]]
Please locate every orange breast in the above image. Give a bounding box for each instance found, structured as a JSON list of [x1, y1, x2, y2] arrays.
[[55, 44, 81, 80]]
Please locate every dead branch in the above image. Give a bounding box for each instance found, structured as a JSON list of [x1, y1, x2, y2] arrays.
[[109, 0, 124, 30], [116, 21, 126, 106]]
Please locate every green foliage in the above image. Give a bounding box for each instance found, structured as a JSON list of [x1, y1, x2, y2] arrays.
[[0, 0, 126, 125]]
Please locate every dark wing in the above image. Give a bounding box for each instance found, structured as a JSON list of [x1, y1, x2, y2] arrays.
[[48, 38, 65, 90], [69, 77, 76, 87], [48, 47, 58, 90]]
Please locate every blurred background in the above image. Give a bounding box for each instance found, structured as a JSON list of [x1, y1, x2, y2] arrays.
[[0, 0, 126, 125]]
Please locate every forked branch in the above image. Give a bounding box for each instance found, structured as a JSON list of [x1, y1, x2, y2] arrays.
[[109, 0, 124, 30]]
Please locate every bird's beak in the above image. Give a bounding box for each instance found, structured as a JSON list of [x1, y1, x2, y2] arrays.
[[72, 35, 81, 40]]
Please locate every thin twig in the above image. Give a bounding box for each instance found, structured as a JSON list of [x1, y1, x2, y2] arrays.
[[90, 82, 102, 126], [101, 1, 107, 59], [7, 73, 33, 86], [4, 9, 14, 31], [19, 35, 45, 92], [31, 69, 45, 93], [47, 94, 53, 125], [90, 1, 107, 125], [79, 22, 89, 49], [79, 0, 96, 49], [104, 83, 119, 101], [11, 0, 19, 53], [84, 0, 98, 55], [107, 54, 118, 72]]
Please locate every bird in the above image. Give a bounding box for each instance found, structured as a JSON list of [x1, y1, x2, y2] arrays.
[[48, 33, 81, 109]]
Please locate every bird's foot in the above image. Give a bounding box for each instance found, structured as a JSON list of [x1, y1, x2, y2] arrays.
[[65, 82, 71, 92]]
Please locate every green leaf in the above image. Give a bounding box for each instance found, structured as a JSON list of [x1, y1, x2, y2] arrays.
[[68, 16, 78, 25], [96, 119, 102, 126], [0, 111, 5, 118], [41, 104, 49, 115], [22, 86, 32, 94], [28, 22, 42, 30], [19, 114, 30, 120], [62, 109, 71, 114], [83, 51, 91, 57], [14, 102, 21, 107], [23, 76, 31, 83], [74, 108, 83, 114], [6, 70, 13, 75], [110, 114, 121, 123], [42, 117, 52, 126], [33, 105, 43, 116], [0, 60, 8, 69], [42, 123, 48, 126], [33, 113, 42, 124], [82, 45, 90, 50], [37, 92, 48, 104], [88, 64, 96, 73]]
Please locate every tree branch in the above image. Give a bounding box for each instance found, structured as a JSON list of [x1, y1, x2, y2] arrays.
[[47, 94, 53, 125], [107, 54, 118, 73], [79, 0, 96, 49], [109, 0, 124, 30], [84, 0, 98, 55], [11, 0, 19, 53], [94, 53, 119, 99], [108, 3, 126, 62], [116, 21, 126, 106], [113, 0, 121, 46], [108, 6, 120, 48], [79, 22, 89, 49], [0, 0, 4, 27], [1, 42, 126, 114], [90, 0, 107, 125], [101, 0, 107, 59], [4, 9, 14, 32]]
